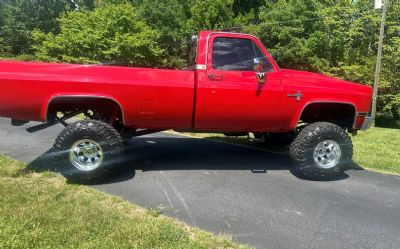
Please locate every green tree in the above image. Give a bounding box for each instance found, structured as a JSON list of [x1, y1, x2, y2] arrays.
[[33, 4, 163, 66], [185, 0, 237, 32], [254, 0, 329, 71], [0, 37, 11, 57], [0, 0, 95, 54], [232, 0, 265, 21], [376, 0, 400, 127], [134, 0, 192, 68]]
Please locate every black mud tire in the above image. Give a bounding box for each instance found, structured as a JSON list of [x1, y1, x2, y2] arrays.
[[289, 122, 353, 181], [52, 120, 123, 184]]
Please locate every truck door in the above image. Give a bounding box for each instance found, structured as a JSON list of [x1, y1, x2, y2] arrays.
[[196, 34, 283, 131]]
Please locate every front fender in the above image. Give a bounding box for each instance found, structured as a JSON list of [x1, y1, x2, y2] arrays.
[[289, 100, 357, 130]]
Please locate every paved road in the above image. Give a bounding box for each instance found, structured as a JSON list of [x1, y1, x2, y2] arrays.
[[1, 117, 400, 249]]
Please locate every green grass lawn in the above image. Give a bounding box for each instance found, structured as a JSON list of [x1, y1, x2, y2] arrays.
[[175, 127, 400, 176], [352, 127, 400, 175], [0, 156, 248, 249]]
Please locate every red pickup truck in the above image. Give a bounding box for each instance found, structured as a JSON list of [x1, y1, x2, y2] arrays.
[[0, 31, 373, 182]]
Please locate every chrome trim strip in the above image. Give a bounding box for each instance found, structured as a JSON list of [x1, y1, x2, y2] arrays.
[[184, 64, 206, 70], [195, 64, 206, 70], [45, 95, 126, 125]]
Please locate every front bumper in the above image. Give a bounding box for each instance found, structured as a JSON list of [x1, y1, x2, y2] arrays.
[[361, 116, 374, 130]]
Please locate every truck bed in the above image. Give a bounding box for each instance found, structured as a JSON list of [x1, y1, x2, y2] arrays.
[[0, 60, 195, 129]]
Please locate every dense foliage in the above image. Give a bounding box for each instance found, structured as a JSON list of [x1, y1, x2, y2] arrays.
[[0, 0, 398, 127], [33, 4, 163, 66]]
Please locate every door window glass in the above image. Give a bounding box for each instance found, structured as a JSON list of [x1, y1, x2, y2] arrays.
[[212, 37, 273, 72], [252, 42, 273, 72]]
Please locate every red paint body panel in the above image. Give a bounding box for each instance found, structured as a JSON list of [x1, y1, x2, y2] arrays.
[[0, 61, 194, 129], [0, 31, 373, 132], [279, 69, 372, 130], [195, 32, 283, 131]]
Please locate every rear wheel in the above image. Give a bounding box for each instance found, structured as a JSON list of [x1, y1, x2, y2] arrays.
[[52, 119, 123, 183], [289, 122, 353, 180]]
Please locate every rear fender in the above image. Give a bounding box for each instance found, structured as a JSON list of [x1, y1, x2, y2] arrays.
[[41, 94, 125, 124]]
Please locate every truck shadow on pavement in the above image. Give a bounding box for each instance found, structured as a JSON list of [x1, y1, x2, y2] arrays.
[[26, 136, 363, 185]]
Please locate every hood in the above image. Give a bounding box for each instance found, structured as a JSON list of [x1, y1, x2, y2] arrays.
[[281, 69, 372, 95]]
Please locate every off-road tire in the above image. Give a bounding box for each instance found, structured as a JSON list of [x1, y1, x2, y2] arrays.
[[52, 119, 123, 183], [289, 122, 353, 180]]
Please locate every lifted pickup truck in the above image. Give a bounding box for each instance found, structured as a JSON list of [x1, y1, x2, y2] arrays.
[[0, 31, 373, 182]]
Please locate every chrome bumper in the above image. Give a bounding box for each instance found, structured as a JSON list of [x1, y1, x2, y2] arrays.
[[361, 116, 374, 130]]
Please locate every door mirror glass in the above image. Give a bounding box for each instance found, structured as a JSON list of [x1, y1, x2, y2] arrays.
[[253, 58, 264, 72]]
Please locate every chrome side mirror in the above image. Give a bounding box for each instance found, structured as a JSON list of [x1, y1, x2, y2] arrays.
[[254, 58, 266, 84], [256, 72, 266, 84]]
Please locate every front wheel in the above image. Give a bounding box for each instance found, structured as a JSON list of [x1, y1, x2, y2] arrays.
[[52, 120, 123, 183], [289, 122, 353, 180]]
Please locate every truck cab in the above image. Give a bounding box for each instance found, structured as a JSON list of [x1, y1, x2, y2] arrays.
[[190, 31, 372, 133]]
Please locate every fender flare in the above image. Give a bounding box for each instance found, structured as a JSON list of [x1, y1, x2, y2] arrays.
[[42, 94, 125, 125], [290, 101, 357, 129]]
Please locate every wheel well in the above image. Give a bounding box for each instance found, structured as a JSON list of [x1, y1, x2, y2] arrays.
[[47, 96, 124, 129], [299, 103, 356, 130]]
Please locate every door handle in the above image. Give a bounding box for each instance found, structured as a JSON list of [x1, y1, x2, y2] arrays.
[[208, 74, 223, 81]]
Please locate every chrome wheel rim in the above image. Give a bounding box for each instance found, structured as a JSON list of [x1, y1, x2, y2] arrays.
[[69, 139, 104, 171], [313, 140, 342, 169]]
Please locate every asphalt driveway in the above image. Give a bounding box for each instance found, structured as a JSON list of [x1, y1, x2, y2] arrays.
[[1, 117, 399, 249]]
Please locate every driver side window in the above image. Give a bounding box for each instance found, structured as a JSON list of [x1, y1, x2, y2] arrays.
[[212, 37, 273, 72]]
